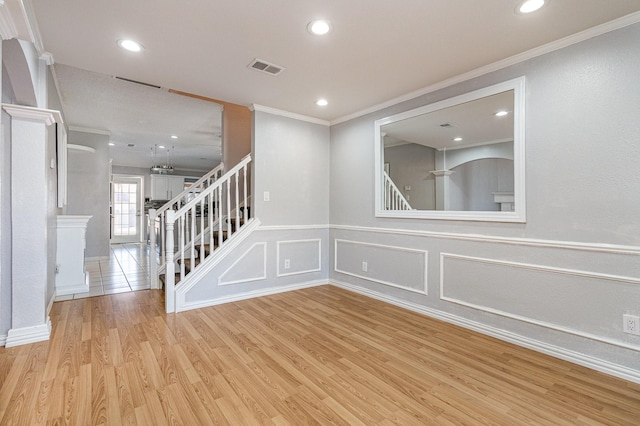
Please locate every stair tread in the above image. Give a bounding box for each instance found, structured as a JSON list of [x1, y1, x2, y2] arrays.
[[159, 272, 182, 287]]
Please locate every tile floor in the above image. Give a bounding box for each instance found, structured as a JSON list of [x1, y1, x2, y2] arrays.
[[55, 243, 152, 301]]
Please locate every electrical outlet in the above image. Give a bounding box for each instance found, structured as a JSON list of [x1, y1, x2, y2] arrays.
[[362, 261, 368, 272], [284, 259, 290, 269], [623, 314, 640, 335]]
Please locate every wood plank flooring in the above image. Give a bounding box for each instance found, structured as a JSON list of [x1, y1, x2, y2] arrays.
[[1, 285, 639, 425]]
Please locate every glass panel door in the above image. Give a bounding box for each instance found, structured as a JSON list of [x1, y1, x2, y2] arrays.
[[111, 177, 142, 243]]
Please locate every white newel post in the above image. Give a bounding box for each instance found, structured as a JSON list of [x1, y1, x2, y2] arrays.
[[165, 210, 176, 313], [149, 208, 158, 289], [3, 104, 62, 347]]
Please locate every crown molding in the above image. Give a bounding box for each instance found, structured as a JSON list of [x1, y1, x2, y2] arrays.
[[2, 103, 63, 125], [19, 0, 45, 54], [251, 104, 330, 126], [331, 11, 640, 126], [40, 51, 54, 65], [0, 0, 18, 40]]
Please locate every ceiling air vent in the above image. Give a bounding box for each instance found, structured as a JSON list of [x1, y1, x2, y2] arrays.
[[248, 58, 285, 76], [114, 76, 162, 89]]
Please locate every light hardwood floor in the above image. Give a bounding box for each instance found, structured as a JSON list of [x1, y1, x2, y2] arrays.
[[1, 286, 639, 425]]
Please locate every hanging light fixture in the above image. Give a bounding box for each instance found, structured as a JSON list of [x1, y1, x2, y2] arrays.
[[150, 144, 175, 174]]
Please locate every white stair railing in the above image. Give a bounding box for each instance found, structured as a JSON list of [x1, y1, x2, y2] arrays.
[[149, 162, 224, 288], [383, 171, 413, 210], [163, 154, 252, 313]]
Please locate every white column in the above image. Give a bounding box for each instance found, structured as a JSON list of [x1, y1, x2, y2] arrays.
[[3, 104, 61, 347], [431, 169, 454, 211]]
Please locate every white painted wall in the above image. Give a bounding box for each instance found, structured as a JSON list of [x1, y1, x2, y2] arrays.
[[329, 23, 640, 381]]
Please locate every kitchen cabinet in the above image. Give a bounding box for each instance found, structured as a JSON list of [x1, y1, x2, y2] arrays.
[[150, 175, 185, 200]]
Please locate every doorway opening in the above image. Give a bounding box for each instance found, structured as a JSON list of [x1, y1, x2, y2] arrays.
[[111, 175, 144, 244]]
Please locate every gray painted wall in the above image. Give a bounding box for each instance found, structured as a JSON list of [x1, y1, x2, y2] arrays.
[[384, 143, 436, 210], [329, 23, 640, 377], [449, 158, 514, 211], [253, 111, 330, 226], [66, 131, 110, 257]]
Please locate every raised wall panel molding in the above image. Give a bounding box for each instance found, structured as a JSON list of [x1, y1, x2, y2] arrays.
[[330, 279, 640, 385], [180, 279, 325, 312], [334, 239, 428, 295], [331, 224, 640, 256], [175, 218, 261, 310], [5, 319, 51, 348], [218, 242, 267, 286], [276, 239, 322, 278], [259, 224, 329, 231], [439, 253, 640, 352]]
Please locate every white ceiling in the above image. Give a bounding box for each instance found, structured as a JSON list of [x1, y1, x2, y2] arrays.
[[32, 1, 640, 123], [55, 64, 222, 172]]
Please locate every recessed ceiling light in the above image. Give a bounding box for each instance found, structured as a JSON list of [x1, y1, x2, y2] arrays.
[[171, 135, 178, 139], [316, 99, 328, 106], [453, 137, 463, 142], [158, 145, 165, 149], [494, 110, 509, 117], [516, 0, 546, 14], [308, 20, 332, 35], [117, 39, 143, 52], [108, 142, 115, 146]]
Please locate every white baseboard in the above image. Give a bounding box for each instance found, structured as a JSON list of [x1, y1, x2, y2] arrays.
[[0, 334, 6, 347], [178, 279, 326, 312], [5, 319, 52, 348], [85, 255, 109, 262], [330, 279, 640, 385], [47, 291, 56, 316]]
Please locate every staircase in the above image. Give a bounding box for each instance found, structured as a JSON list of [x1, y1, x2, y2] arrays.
[[383, 171, 413, 210], [149, 154, 252, 313]]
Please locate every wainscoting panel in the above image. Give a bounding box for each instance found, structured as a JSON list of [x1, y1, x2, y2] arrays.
[[276, 239, 321, 277], [335, 239, 427, 294], [218, 243, 267, 286], [440, 253, 640, 349]]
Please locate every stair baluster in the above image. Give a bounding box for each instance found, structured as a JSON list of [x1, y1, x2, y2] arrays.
[[156, 154, 252, 312]]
